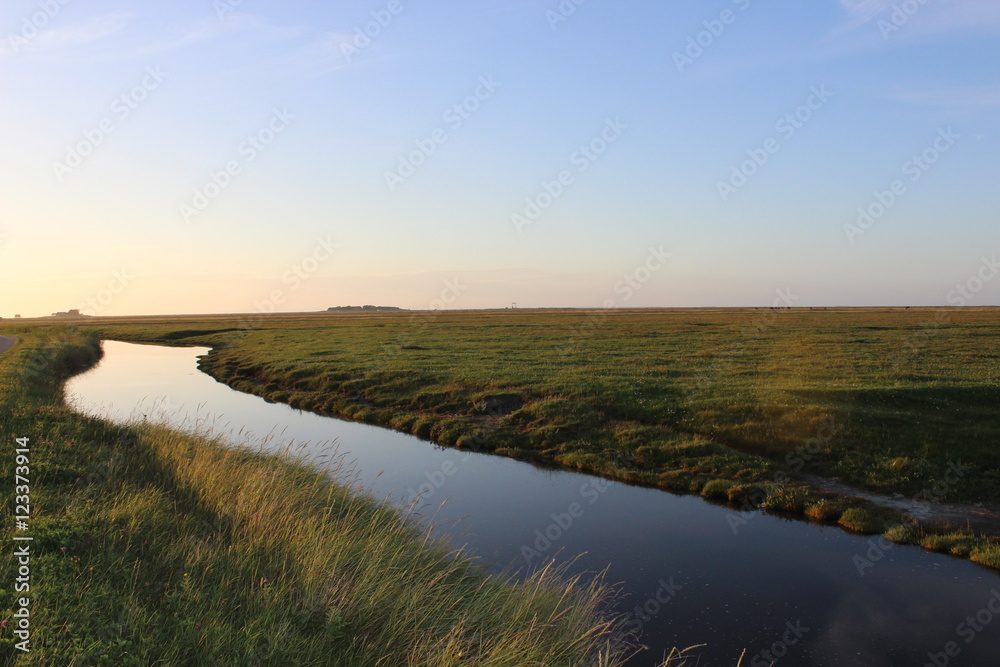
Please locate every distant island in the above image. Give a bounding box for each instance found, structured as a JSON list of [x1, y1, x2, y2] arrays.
[[326, 305, 406, 313]]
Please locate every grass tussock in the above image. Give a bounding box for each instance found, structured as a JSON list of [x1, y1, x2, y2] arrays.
[[838, 507, 904, 534], [970, 543, 1000, 569], [0, 330, 647, 665], [803, 499, 846, 523]]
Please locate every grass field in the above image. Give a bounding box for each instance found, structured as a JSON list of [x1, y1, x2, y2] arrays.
[[57, 306, 1000, 570], [78, 307, 1000, 498], [0, 328, 641, 665]]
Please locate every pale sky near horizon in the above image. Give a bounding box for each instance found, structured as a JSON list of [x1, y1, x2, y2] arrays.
[[2, 0, 999, 317]]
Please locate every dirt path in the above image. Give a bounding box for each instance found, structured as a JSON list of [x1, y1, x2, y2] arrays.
[[0, 336, 15, 354], [802, 473, 1000, 537]]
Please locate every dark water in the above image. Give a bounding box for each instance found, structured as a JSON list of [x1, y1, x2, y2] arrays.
[[66, 341, 1000, 666]]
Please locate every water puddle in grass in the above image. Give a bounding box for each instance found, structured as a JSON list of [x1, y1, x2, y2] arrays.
[[66, 341, 1000, 666]]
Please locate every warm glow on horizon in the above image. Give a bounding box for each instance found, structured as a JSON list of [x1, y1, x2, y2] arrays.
[[3, 0, 999, 317]]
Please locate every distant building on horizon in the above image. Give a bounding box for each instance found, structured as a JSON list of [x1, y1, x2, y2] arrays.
[[50, 309, 85, 318]]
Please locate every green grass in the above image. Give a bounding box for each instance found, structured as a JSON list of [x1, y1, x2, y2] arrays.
[[0, 328, 643, 665], [838, 507, 902, 534], [3, 309, 999, 660], [48, 306, 1000, 570], [73, 307, 1000, 503]]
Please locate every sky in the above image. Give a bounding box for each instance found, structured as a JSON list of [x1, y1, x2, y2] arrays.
[[2, 0, 999, 316]]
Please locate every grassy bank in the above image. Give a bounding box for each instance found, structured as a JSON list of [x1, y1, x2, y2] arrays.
[[75, 308, 1000, 570], [0, 328, 641, 665]]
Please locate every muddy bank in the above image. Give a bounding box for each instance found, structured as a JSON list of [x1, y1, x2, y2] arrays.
[[802, 473, 1000, 537]]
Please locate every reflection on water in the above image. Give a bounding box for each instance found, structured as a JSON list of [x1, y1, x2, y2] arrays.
[[67, 341, 1000, 666]]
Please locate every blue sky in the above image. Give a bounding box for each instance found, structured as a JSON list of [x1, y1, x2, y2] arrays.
[[2, 0, 999, 316]]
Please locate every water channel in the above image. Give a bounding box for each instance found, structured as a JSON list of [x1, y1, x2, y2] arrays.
[[66, 341, 1000, 666]]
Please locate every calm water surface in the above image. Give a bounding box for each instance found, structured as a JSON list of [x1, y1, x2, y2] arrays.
[[66, 341, 1000, 666]]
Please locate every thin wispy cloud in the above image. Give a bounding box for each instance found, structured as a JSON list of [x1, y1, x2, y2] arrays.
[[835, 0, 1000, 39], [838, 0, 895, 30], [913, 0, 1000, 35], [3, 6, 392, 78], [26, 11, 355, 76], [258, 31, 360, 76], [1, 11, 131, 57], [886, 84, 1000, 110], [128, 12, 309, 59]]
